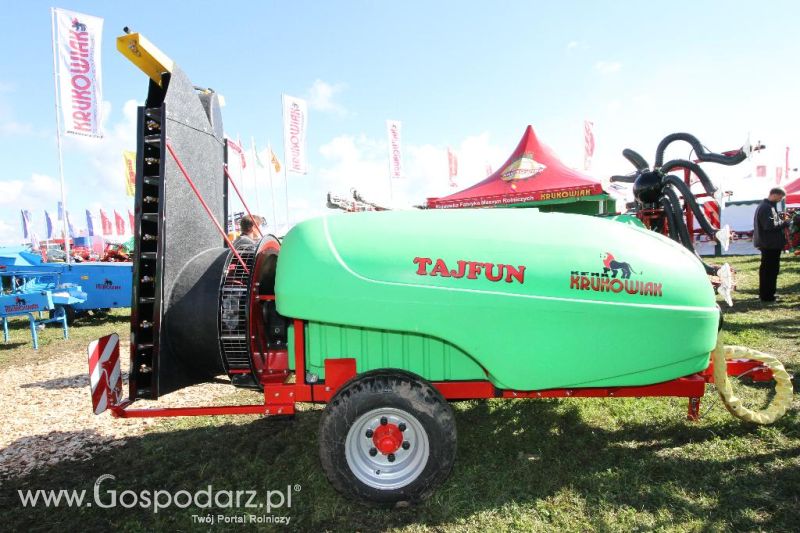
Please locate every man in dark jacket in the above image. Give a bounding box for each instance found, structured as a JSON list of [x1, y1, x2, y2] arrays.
[[752, 187, 788, 302]]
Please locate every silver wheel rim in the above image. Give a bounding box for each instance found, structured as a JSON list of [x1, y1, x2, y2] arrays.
[[344, 407, 430, 490]]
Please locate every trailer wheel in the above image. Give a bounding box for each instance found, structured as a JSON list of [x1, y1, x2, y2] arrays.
[[318, 369, 456, 505], [48, 305, 75, 326]]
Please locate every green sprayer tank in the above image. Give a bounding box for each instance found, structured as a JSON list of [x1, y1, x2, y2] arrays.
[[276, 208, 719, 391]]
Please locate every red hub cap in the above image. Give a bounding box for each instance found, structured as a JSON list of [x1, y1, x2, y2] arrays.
[[372, 423, 403, 454]]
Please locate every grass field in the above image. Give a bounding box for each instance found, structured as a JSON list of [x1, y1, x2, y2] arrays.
[[1, 255, 798, 532]]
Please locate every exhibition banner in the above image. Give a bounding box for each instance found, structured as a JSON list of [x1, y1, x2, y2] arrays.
[[54, 8, 104, 137]]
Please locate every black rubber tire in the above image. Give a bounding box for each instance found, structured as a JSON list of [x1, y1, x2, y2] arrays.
[[318, 369, 457, 505], [48, 305, 75, 326]]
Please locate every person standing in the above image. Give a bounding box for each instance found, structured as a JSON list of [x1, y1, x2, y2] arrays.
[[232, 214, 262, 248], [752, 187, 788, 302]]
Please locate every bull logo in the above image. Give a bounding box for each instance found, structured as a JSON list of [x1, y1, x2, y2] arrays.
[[71, 18, 87, 31], [602, 252, 638, 279], [97, 278, 121, 291], [15, 297, 26, 305]]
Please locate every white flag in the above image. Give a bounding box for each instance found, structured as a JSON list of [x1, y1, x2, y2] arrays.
[[583, 120, 595, 171], [282, 95, 308, 175], [53, 8, 104, 138], [386, 120, 404, 178]]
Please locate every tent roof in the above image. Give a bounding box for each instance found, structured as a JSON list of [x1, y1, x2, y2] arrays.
[[785, 177, 800, 204], [428, 125, 604, 209]]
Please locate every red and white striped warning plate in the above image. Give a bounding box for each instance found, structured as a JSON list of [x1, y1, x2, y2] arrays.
[[87, 333, 123, 415], [703, 200, 720, 229]]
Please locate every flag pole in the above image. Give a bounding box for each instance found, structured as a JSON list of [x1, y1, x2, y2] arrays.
[[267, 140, 278, 230], [281, 94, 291, 229], [50, 8, 71, 264], [250, 137, 263, 216]]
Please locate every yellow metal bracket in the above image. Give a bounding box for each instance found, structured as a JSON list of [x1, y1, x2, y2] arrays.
[[116, 32, 174, 86]]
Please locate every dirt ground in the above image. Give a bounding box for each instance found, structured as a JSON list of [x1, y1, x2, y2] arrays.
[[0, 340, 240, 480]]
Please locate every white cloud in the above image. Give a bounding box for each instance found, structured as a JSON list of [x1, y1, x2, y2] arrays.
[[0, 120, 33, 136], [566, 41, 584, 52], [594, 61, 622, 74], [63, 98, 138, 196], [0, 173, 63, 245], [0, 173, 61, 207], [0, 99, 141, 244], [0, 218, 17, 245], [306, 79, 347, 115], [295, 131, 508, 218]]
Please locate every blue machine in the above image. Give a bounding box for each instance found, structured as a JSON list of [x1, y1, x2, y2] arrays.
[[0, 248, 131, 321], [0, 270, 86, 349], [52, 263, 132, 312]]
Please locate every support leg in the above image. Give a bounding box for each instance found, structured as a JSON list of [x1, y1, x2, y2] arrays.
[[61, 312, 69, 340], [27, 313, 38, 350], [2, 317, 8, 343], [687, 397, 701, 421]]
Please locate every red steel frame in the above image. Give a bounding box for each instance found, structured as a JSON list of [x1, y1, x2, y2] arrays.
[[110, 316, 774, 421]]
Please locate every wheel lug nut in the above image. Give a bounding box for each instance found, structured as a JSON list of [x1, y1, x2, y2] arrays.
[[369, 448, 377, 457], [398, 423, 406, 432], [380, 417, 388, 425], [365, 429, 373, 438], [387, 453, 396, 462], [402, 441, 410, 450]]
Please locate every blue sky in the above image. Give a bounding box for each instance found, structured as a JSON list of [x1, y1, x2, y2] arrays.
[[1, 0, 799, 243]]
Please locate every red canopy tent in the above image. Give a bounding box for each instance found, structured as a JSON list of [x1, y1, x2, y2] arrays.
[[785, 176, 800, 205], [428, 125, 611, 214]]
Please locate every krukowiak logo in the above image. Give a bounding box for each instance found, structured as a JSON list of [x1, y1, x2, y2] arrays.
[[4, 296, 40, 313], [96, 278, 121, 290], [414, 257, 526, 284], [569, 252, 663, 297]]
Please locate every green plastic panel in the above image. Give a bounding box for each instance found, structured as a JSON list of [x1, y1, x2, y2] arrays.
[[289, 322, 488, 381], [276, 209, 719, 391]]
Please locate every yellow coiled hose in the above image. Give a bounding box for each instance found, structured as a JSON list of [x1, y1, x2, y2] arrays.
[[711, 337, 794, 424]]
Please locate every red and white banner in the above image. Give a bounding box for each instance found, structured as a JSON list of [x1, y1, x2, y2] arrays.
[[226, 138, 247, 168], [88, 333, 122, 415], [447, 147, 458, 188], [386, 120, 403, 179], [99, 209, 112, 235], [583, 120, 595, 171], [283, 95, 308, 175], [756, 165, 767, 178], [776, 167, 783, 184], [128, 210, 135, 234], [785, 146, 790, 185], [53, 8, 103, 138], [114, 210, 125, 235]]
